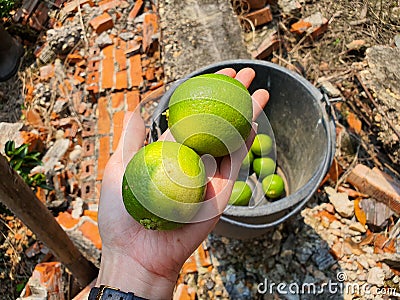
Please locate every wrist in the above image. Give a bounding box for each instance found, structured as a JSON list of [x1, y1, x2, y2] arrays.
[[96, 247, 178, 299]]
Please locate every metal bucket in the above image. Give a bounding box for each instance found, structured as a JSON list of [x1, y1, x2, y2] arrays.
[[151, 59, 335, 239]]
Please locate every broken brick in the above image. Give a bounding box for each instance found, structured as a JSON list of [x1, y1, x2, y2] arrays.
[[29, 3, 49, 31], [97, 136, 110, 180], [244, 5, 273, 27], [56, 212, 79, 229], [80, 180, 95, 200], [115, 47, 127, 71], [62, 0, 94, 15], [112, 111, 125, 151], [142, 12, 159, 52], [97, 97, 111, 134], [127, 0, 143, 21], [251, 31, 280, 59], [82, 138, 95, 157], [127, 90, 140, 111], [347, 164, 400, 214], [128, 54, 143, 87], [290, 20, 312, 34], [89, 12, 114, 35], [39, 64, 54, 81], [115, 70, 128, 90], [101, 59, 114, 90], [80, 159, 95, 179], [145, 67, 156, 81], [78, 221, 102, 249], [25, 109, 44, 127], [82, 120, 96, 137], [111, 92, 124, 109], [248, 0, 267, 9], [67, 53, 83, 64]]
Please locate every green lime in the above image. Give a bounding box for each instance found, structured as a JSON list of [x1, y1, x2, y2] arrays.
[[262, 174, 285, 199], [252, 157, 275, 179], [251, 134, 273, 157], [241, 150, 254, 170], [122, 141, 207, 230], [228, 181, 252, 206], [168, 73, 253, 157]]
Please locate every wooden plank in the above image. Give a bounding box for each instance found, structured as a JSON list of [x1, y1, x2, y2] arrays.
[[0, 154, 98, 286]]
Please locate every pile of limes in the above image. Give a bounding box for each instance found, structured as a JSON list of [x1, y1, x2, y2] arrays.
[[122, 73, 254, 230], [229, 133, 285, 206]]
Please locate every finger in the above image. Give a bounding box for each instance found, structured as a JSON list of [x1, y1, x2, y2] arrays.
[[215, 68, 236, 78], [252, 89, 270, 120], [234, 67, 255, 89], [158, 128, 175, 142]]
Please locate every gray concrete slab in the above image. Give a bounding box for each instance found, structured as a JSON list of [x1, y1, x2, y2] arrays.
[[158, 0, 250, 82]]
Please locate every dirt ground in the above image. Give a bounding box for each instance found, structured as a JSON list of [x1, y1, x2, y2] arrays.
[[0, 0, 399, 298]]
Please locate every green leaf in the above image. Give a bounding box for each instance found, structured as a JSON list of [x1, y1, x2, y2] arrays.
[[4, 140, 15, 156]]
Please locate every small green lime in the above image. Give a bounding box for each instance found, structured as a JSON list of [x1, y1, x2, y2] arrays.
[[253, 157, 275, 179], [229, 181, 252, 206], [251, 134, 273, 157], [241, 150, 254, 170], [262, 174, 285, 199]]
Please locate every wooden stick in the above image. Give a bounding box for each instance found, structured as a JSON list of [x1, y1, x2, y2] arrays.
[[0, 154, 98, 286]]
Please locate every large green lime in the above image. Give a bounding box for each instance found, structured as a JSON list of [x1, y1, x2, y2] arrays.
[[262, 174, 285, 199], [168, 74, 253, 157], [228, 181, 252, 206], [251, 134, 273, 157], [122, 141, 207, 230], [253, 157, 275, 179]]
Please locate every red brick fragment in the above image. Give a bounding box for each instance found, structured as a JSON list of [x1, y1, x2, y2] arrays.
[[89, 12, 114, 34], [248, 0, 267, 9], [251, 31, 280, 59], [81, 180, 95, 200], [97, 97, 111, 134], [142, 12, 159, 52], [101, 59, 114, 90], [56, 212, 79, 229], [112, 111, 124, 151], [97, 136, 110, 180], [62, 0, 94, 14], [347, 164, 400, 214], [82, 138, 95, 157], [290, 20, 312, 34], [129, 54, 143, 88], [40, 64, 54, 81], [115, 71, 128, 90], [128, 0, 143, 21], [127, 90, 140, 111], [111, 92, 124, 109], [80, 159, 95, 179], [79, 221, 102, 249], [82, 120, 96, 137], [244, 6, 273, 27]]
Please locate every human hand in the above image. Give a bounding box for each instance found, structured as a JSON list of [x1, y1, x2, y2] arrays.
[[96, 67, 269, 299]]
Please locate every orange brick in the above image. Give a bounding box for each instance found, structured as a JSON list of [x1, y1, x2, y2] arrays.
[[101, 59, 114, 90], [97, 136, 110, 180], [143, 13, 159, 52], [56, 212, 79, 229], [81, 180, 95, 200], [111, 92, 124, 109], [80, 159, 95, 179], [244, 6, 273, 27], [115, 70, 128, 90], [129, 54, 143, 87], [97, 97, 111, 134], [127, 0, 143, 20], [79, 221, 102, 249], [112, 111, 125, 151], [102, 45, 114, 60], [115, 48, 127, 71], [145, 67, 155, 81], [83, 210, 98, 222], [197, 244, 212, 267], [89, 12, 114, 34], [127, 90, 140, 111]]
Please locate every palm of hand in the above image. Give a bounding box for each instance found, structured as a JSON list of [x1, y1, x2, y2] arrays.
[[98, 67, 269, 282]]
